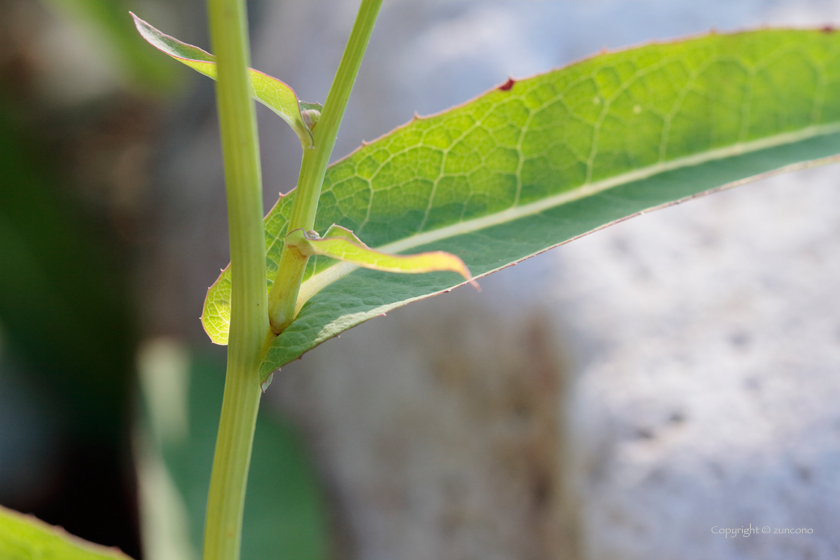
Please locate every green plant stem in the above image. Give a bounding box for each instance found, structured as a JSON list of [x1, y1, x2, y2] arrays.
[[268, 0, 384, 334], [203, 0, 269, 556]]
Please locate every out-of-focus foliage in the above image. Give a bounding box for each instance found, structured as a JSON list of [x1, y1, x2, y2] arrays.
[[0, 109, 135, 432], [136, 345, 331, 560], [0, 0, 169, 555]]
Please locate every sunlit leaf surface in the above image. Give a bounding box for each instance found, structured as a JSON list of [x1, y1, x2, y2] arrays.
[[201, 29, 840, 379]]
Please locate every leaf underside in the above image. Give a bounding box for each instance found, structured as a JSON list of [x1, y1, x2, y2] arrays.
[[200, 29, 840, 380], [0, 505, 133, 559]]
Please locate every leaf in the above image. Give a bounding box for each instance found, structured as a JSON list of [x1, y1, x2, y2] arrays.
[[0, 504, 133, 560], [201, 29, 840, 379], [131, 13, 319, 148], [135, 346, 331, 560], [285, 225, 475, 283]]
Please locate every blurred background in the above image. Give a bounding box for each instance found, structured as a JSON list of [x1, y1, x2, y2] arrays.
[[2, 0, 840, 559]]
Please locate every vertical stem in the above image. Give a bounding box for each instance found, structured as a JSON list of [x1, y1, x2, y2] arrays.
[[268, 0, 384, 334], [203, 359, 262, 560], [204, 0, 269, 556], [200, 0, 383, 557]]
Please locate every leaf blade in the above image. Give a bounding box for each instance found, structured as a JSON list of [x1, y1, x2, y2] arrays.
[[0, 505, 134, 560], [131, 13, 318, 147], [200, 29, 840, 377]]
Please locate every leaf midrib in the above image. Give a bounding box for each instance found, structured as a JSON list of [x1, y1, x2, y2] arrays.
[[295, 120, 840, 311]]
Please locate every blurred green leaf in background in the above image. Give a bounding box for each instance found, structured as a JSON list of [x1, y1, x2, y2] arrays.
[[0, 0, 179, 555], [135, 340, 331, 560], [0, 0, 333, 556]]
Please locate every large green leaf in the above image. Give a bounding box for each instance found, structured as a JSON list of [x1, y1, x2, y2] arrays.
[[201, 29, 840, 379], [0, 505, 133, 559]]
